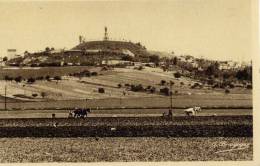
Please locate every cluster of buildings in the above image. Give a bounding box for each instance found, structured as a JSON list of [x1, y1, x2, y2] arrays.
[[176, 55, 251, 71]]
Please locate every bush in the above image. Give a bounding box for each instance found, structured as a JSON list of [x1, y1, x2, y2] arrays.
[[125, 83, 130, 87], [4, 75, 13, 81], [30, 64, 38, 67], [246, 84, 252, 89], [14, 76, 22, 83], [191, 82, 202, 89], [118, 84, 122, 88], [146, 85, 152, 90], [98, 88, 105, 93], [225, 89, 230, 94], [27, 77, 36, 84], [73, 70, 91, 77], [229, 83, 235, 89], [150, 87, 156, 93], [54, 76, 62, 81], [174, 72, 181, 78], [180, 82, 184, 86], [160, 87, 170, 96], [160, 80, 166, 86], [41, 92, 47, 98], [130, 84, 144, 92], [45, 75, 50, 81], [122, 55, 134, 61], [32, 93, 38, 97], [212, 83, 219, 88], [3, 56, 8, 61], [91, 72, 98, 76]]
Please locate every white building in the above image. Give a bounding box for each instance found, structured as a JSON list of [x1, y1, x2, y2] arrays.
[[102, 60, 132, 66], [7, 49, 17, 59]]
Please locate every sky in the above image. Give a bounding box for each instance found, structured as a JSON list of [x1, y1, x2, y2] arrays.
[[0, 0, 255, 61]]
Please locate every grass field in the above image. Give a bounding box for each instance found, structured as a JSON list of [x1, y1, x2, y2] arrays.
[[0, 66, 99, 79], [0, 137, 252, 162], [0, 94, 252, 110]]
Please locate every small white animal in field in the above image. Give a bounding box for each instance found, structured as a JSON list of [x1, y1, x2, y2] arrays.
[[111, 127, 117, 131], [184, 107, 202, 116]]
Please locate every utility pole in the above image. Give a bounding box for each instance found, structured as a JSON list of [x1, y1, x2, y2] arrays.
[[168, 81, 173, 117], [4, 85, 7, 111]]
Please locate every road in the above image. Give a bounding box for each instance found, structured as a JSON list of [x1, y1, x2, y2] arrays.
[[0, 108, 252, 118]]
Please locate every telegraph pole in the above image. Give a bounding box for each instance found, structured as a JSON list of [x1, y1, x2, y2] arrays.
[[4, 85, 7, 111], [168, 81, 173, 117], [170, 82, 173, 110]]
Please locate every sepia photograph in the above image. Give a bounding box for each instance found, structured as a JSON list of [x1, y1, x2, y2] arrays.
[[0, 0, 258, 164]]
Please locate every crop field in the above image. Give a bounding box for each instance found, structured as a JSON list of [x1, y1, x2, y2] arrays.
[[0, 115, 253, 162], [0, 137, 253, 162], [0, 116, 252, 137]]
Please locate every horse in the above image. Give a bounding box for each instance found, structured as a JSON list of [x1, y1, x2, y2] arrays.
[[73, 108, 91, 118], [184, 107, 201, 116]]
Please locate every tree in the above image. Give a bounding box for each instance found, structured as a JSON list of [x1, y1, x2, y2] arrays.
[[122, 55, 134, 61], [45, 75, 50, 81], [3, 56, 8, 61], [236, 66, 252, 82], [149, 55, 160, 65], [14, 76, 23, 83], [174, 72, 181, 78], [24, 50, 29, 55], [91, 72, 98, 76], [160, 87, 170, 96], [41, 92, 47, 98], [53, 76, 62, 81], [172, 57, 178, 65], [223, 72, 231, 80], [45, 47, 50, 52], [225, 89, 230, 94], [98, 88, 105, 93], [205, 62, 219, 76], [150, 87, 156, 93], [27, 77, 36, 84], [160, 80, 166, 85], [32, 93, 38, 98]]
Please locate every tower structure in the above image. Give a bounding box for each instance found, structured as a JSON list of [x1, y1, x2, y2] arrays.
[[103, 26, 109, 41], [79, 35, 83, 44]]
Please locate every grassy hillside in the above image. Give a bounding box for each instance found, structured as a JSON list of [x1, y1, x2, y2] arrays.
[[0, 66, 252, 110], [73, 40, 150, 57]]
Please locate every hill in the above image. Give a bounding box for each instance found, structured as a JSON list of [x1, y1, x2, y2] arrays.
[[6, 40, 152, 66], [73, 40, 151, 58]]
